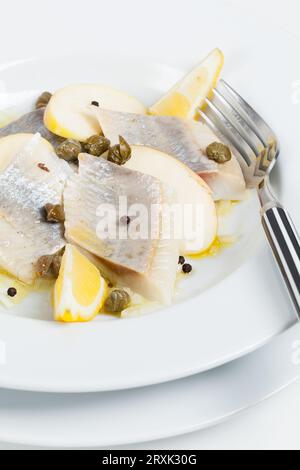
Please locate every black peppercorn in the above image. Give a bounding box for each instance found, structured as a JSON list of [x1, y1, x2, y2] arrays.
[[120, 216, 131, 225], [7, 287, 17, 298], [182, 264, 193, 274]]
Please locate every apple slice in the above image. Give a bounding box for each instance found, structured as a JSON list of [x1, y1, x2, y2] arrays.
[[44, 84, 147, 141], [0, 133, 53, 172], [126, 146, 218, 255]]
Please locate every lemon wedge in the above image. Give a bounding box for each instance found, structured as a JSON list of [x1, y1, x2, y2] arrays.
[[54, 245, 108, 323], [149, 48, 224, 119]]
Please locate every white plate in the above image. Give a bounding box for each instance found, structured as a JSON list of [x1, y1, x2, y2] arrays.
[[0, 0, 299, 393], [1, 320, 300, 448]]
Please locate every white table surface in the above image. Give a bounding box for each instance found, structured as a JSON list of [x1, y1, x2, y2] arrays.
[[0, 0, 300, 450]]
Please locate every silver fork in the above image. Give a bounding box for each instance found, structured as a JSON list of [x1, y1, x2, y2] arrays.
[[198, 79, 300, 317]]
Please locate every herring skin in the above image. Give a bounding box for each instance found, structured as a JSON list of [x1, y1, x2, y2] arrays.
[[64, 154, 179, 304], [94, 108, 246, 200], [0, 134, 71, 283], [0, 109, 64, 148], [94, 108, 218, 175]]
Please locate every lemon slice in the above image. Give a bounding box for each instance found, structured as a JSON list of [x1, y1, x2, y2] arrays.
[[54, 244, 108, 323], [44, 83, 147, 141], [149, 48, 224, 119]]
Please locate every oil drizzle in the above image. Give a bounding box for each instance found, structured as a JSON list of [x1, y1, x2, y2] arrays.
[[189, 235, 235, 260], [216, 200, 239, 217], [0, 269, 54, 309]]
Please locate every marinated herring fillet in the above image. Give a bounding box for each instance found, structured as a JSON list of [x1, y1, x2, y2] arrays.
[[0, 134, 72, 283], [94, 108, 217, 174], [64, 154, 179, 304], [0, 109, 64, 148], [94, 108, 246, 200]]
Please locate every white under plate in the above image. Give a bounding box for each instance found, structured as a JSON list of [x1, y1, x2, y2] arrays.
[[1, 321, 300, 448], [0, 0, 299, 393]]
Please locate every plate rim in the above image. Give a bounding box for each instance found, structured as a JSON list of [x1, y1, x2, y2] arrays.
[[0, 320, 300, 448], [0, 8, 299, 392]]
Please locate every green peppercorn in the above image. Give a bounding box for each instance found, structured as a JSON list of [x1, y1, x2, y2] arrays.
[[206, 142, 232, 164], [35, 91, 52, 109], [56, 139, 82, 162], [84, 135, 111, 157], [108, 136, 132, 165], [44, 203, 65, 223], [104, 289, 131, 313]]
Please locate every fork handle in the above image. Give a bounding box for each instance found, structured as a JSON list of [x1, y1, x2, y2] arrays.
[[261, 204, 300, 317]]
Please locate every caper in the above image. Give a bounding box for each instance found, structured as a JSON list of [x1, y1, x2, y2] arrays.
[[36, 248, 65, 279], [108, 136, 132, 165], [84, 135, 111, 157], [108, 145, 122, 165], [35, 91, 52, 110], [36, 254, 55, 279], [44, 203, 65, 223], [51, 249, 65, 278], [119, 136, 132, 162], [206, 142, 232, 164], [56, 139, 82, 162], [104, 289, 131, 313]]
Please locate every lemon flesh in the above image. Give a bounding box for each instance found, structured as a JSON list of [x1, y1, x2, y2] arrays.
[[149, 48, 224, 119], [54, 244, 108, 323]]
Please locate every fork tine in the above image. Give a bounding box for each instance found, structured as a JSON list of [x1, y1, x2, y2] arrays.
[[212, 88, 265, 158], [211, 88, 269, 175], [199, 79, 279, 185], [202, 98, 254, 167], [197, 107, 246, 161], [218, 80, 279, 155], [196, 106, 243, 154], [258, 148, 270, 174], [199, 103, 261, 185]]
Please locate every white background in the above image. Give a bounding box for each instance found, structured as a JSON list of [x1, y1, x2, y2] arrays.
[[0, 0, 300, 450]]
